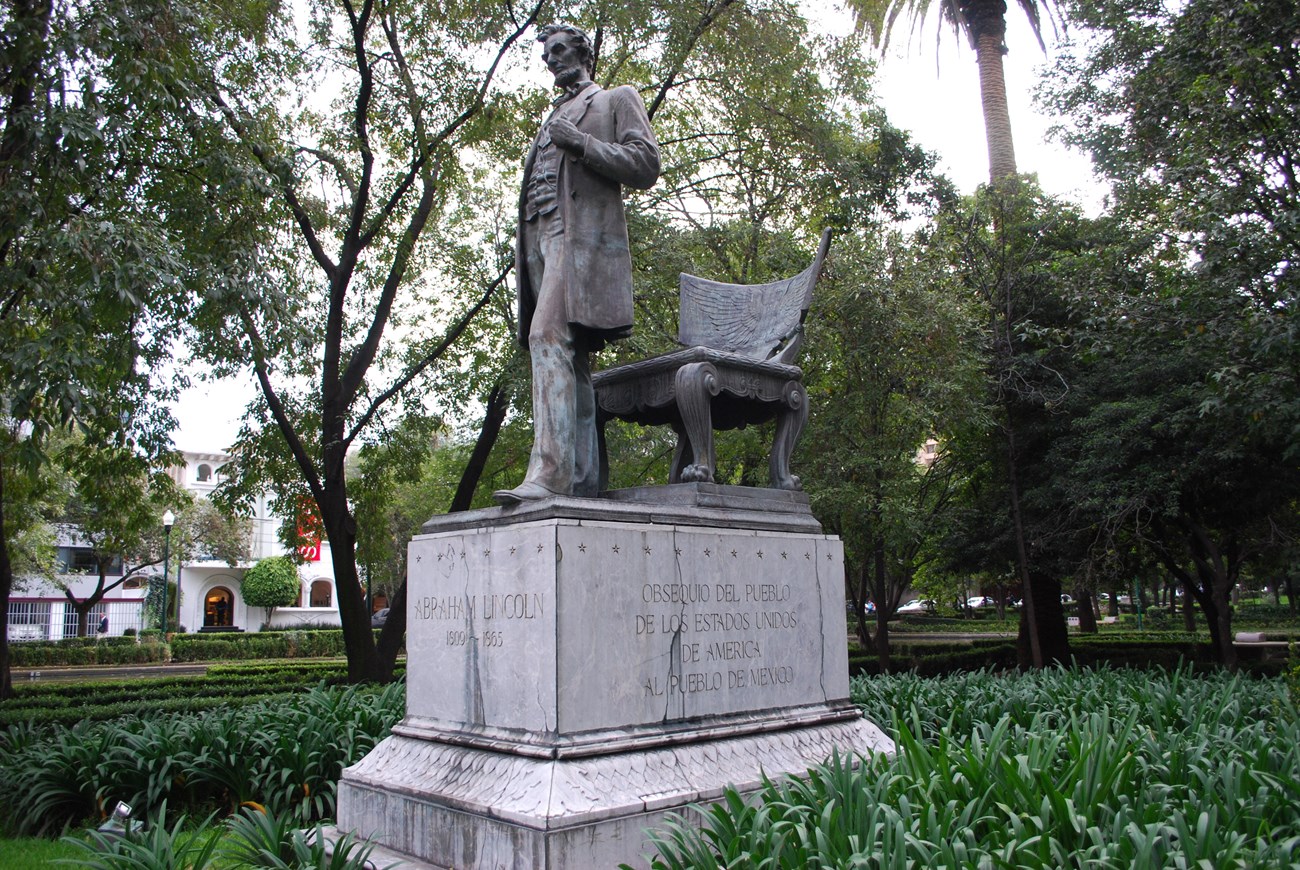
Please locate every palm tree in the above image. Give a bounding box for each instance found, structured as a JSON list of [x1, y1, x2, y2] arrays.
[[847, 0, 1052, 183]]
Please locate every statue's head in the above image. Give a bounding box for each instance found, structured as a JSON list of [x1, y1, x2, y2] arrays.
[[537, 23, 594, 87]]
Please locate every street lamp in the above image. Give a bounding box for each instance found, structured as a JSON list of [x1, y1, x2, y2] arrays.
[[161, 510, 175, 635]]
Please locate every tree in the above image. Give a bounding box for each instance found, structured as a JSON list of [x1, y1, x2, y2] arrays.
[[845, 0, 1057, 183], [187, 0, 874, 683], [52, 442, 185, 636], [803, 229, 985, 671], [928, 183, 1116, 666], [1038, 0, 1300, 664], [0, 0, 224, 698], [241, 555, 300, 628]]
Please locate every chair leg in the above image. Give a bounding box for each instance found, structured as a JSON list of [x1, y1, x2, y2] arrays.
[[669, 424, 692, 484], [675, 361, 718, 484], [597, 414, 610, 492], [770, 381, 808, 490]]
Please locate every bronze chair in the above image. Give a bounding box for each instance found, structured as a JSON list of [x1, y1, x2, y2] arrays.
[[595, 229, 832, 491]]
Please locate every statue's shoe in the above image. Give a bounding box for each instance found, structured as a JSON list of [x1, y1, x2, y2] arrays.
[[492, 482, 561, 505]]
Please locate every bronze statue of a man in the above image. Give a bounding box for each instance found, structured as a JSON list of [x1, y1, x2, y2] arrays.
[[494, 24, 660, 505]]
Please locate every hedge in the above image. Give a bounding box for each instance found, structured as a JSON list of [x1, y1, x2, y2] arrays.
[[169, 629, 393, 662], [849, 635, 1287, 676], [3, 661, 408, 729], [10, 640, 169, 668]]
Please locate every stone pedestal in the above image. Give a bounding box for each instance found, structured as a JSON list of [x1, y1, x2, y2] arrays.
[[336, 485, 890, 869]]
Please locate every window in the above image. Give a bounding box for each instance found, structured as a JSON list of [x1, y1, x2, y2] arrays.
[[56, 547, 121, 576], [309, 580, 332, 608], [123, 576, 148, 590], [196, 464, 213, 482], [8, 601, 51, 641]]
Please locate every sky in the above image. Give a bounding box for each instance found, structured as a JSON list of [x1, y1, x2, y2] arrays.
[[170, 7, 1106, 455]]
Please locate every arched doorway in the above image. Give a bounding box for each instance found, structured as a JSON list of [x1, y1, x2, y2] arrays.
[[204, 586, 234, 627], [309, 580, 332, 608]]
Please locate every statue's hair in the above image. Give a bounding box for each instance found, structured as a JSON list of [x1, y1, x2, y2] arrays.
[[536, 23, 595, 75]]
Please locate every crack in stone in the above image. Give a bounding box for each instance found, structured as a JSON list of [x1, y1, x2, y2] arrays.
[[662, 528, 688, 723], [461, 535, 485, 725], [813, 537, 830, 703]]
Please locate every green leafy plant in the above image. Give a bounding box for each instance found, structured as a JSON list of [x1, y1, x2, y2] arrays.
[[635, 666, 1300, 869], [240, 556, 302, 627], [222, 807, 395, 869], [59, 805, 221, 870]]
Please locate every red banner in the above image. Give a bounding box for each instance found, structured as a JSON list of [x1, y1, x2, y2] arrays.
[[297, 497, 323, 562]]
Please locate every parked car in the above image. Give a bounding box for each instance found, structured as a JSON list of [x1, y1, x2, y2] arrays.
[[966, 596, 996, 610], [371, 607, 390, 627], [897, 598, 934, 615]]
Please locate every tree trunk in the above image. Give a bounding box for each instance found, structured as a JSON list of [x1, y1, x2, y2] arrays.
[[871, 556, 891, 673], [1182, 578, 1196, 632], [1005, 422, 1043, 667], [1017, 570, 1069, 667], [845, 563, 872, 651], [1183, 518, 1241, 668], [449, 382, 510, 513], [972, 18, 1017, 182], [1077, 589, 1098, 634], [320, 474, 382, 682], [0, 451, 14, 700], [374, 573, 406, 682]]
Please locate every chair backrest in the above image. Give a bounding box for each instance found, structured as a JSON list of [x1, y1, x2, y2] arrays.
[[676, 229, 832, 364]]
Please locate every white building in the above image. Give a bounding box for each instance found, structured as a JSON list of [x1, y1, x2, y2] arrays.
[[168, 451, 342, 634], [9, 534, 150, 641], [9, 450, 343, 640]]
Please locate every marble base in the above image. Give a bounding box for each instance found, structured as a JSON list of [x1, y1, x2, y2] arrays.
[[335, 489, 889, 869], [337, 717, 889, 870]]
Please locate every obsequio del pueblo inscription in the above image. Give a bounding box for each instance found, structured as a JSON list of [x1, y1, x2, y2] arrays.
[[634, 581, 797, 697], [553, 522, 843, 733]]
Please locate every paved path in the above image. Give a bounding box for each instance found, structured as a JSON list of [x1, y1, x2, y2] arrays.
[[15, 662, 210, 683]]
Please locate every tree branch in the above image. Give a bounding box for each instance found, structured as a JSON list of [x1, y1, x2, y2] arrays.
[[359, 0, 545, 246], [346, 263, 511, 445], [237, 303, 326, 503], [645, 0, 740, 120], [208, 89, 338, 279]]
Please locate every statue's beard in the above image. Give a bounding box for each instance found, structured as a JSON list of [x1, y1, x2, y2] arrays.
[[553, 65, 585, 88]]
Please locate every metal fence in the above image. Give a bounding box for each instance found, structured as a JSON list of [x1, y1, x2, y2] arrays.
[[8, 599, 147, 641]]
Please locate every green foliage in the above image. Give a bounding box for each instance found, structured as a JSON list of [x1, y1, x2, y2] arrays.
[[221, 807, 394, 869], [1034, 0, 1300, 664], [58, 804, 390, 870], [171, 630, 359, 663], [802, 223, 985, 640], [640, 667, 1300, 868], [0, 661, 390, 728], [60, 806, 223, 870], [0, 681, 404, 835], [9, 640, 169, 668], [0, 834, 82, 867], [0, 0, 271, 696], [1288, 646, 1300, 713], [240, 556, 301, 618]]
